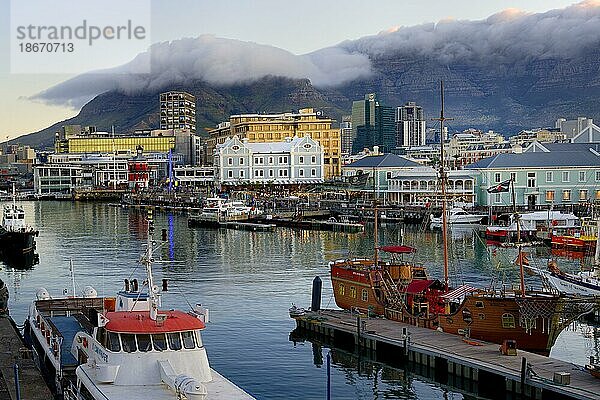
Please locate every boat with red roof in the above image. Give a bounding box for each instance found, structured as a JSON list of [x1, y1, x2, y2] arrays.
[[24, 212, 253, 400]]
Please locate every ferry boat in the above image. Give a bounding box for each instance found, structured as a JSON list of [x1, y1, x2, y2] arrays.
[[0, 186, 38, 258], [328, 83, 593, 355], [24, 215, 253, 400]]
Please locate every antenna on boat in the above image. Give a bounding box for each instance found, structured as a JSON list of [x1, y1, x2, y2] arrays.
[[70, 259, 76, 297], [145, 209, 160, 321], [511, 179, 526, 297], [432, 81, 453, 291]]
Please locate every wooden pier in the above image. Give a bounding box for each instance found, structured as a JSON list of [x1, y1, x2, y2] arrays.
[[0, 316, 52, 400], [293, 309, 600, 400]]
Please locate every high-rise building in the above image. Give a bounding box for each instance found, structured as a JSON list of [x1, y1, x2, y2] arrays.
[[206, 108, 341, 178], [340, 116, 352, 156], [396, 102, 426, 148], [160, 91, 196, 133], [351, 94, 395, 154]]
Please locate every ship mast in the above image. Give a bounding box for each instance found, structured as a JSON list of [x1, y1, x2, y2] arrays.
[[432, 81, 452, 291], [511, 179, 526, 297]]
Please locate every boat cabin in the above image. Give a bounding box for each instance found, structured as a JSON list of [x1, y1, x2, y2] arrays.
[[3, 205, 27, 232]]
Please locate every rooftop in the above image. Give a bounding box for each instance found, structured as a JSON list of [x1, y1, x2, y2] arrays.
[[464, 150, 600, 169], [345, 154, 422, 169]]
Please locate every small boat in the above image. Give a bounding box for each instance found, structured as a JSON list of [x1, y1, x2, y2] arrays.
[[0, 185, 38, 258], [430, 207, 486, 227], [24, 214, 253, 400], [288, 304, 306, 318], [188, 198, 261, 227], [485, 220, 537, 244]]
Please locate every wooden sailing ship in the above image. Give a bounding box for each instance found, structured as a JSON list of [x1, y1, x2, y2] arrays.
[[330, 82, 594, 355]]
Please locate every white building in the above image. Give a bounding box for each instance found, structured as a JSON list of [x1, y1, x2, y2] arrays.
[[174, 166, 215, 188], [214, 135, 324, 185], [33, 164, 84, 195]]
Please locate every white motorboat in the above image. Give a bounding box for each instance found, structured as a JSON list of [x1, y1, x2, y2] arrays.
[[528, 262, 600, 297], [189, 198, 261, 227], [24, 213, 253, 400], [430, 207, 486, 227]]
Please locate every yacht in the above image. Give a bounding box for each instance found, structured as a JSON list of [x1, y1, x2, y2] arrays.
[[188, 198, 261, 227], [430, 207, 486, 228]]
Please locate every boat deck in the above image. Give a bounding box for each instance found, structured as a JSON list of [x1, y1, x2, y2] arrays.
[[78, 364, 254, 399], [294, 309, 600, 400], [46, 314, 88, 368]]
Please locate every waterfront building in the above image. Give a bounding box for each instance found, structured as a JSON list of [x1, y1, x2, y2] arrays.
[[340, 116, 352, 156], [395, 102, 426, 148], [465, 143, 600, 207], [206, 108, 340, 178], [174, 166, 215, 189], [386, 168, 477, 206], [351, 94, 395, 155], [342, 152, 422, 197], [399, 145, 440, 166], [214, 135, 324, 186], [160, 91, 196, 132], [55, 130, 175, 155], [33, 164, 84, 195]]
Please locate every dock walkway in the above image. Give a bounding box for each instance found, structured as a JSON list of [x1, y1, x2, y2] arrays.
[[294, 309, 600, 400], [0, 316, 52, 400]]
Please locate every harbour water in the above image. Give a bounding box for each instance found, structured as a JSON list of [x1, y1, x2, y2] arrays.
[[1, 201, 598, 399]]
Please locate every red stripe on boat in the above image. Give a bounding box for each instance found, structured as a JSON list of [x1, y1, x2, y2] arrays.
[[104, 311, 205, 333]]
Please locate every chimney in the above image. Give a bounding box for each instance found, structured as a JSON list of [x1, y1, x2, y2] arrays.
[[373, 145, 379, 155], [242, 138, 249, 143]]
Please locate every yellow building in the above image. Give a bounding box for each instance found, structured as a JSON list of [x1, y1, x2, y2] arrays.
[[206, 108, 341, 178], [56, 135, 175, 154]]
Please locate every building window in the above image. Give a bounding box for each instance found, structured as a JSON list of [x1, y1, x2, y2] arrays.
[[228, 158, 233, 166], [299, 156, 304, 163], [502, 313, 515, 328], [349, 286, 356, 298], [299, 169, 304, 177], [527, 172, 536, 188], [227, 170, 233, 178], [510, 172, 516, 183], [311, 156, 316, 164], [361, 289, 368, 302], [597, 190, 600, 200], [579, 189, 588, 201], [254, 170, 260, 177], [494, 173, 501, 183], [546, 171, 553, 182], [579, 171, 586, 182], [562, 171, 569, 182], [495, 193, 501, 203], [311, 168, 316, 177], [596, 171, 600, 181], [546, 190, 555, 202], [269, 157, 274, 165], [239, 157, 244, 165], [269, 170, 274, 178], [563, 189, 571, 201], [239, 170, 244, 178]]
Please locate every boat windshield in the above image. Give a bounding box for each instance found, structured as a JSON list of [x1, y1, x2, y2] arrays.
[[153, 333, 167, 351]]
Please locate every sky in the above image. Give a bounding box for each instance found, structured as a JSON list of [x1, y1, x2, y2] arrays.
[[0, 0, 581, 141]]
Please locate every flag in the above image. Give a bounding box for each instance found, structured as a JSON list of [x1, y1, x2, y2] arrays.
[[487, 179, 511, 193]]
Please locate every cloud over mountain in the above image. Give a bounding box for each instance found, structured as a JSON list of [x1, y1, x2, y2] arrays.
[[34, 1, 600, 108]]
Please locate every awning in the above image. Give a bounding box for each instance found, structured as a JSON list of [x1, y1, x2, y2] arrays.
[[440, 285, 478, 301], [379, 245, 416, 254], [405, 279, 435, 294]]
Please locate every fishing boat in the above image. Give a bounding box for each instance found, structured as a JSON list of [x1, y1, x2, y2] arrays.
[[24, 213, 253, 400], [0, 185, 38, 258], [329, 82, 593, 355], [430, 207, 486, 228]]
